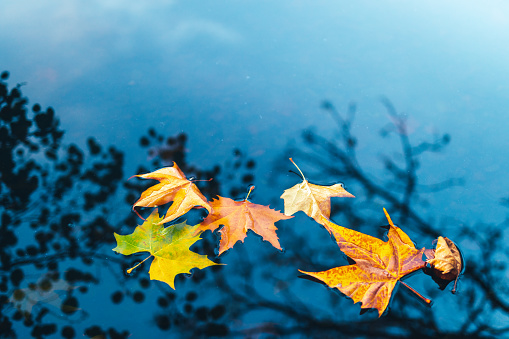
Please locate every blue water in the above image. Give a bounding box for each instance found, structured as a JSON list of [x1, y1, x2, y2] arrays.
[[1, 1, 508, 338]]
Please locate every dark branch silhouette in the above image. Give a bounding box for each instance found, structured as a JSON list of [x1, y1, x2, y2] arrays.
[[0, 72, 505, 338]]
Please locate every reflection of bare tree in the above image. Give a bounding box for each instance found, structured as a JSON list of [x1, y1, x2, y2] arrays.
[[205, 100, 507, 338], [2, 71, 507, 338]]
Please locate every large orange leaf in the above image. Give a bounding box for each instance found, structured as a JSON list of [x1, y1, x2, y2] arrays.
[[280, 158, 354, 225], [132, 162, 211, 224], [197, 187, 293, 255], [299, 208, 427, 316]]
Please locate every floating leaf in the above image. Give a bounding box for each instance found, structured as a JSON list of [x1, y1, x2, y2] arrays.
[[197, 186, 293, 255], [132, 162, 211, 224], [426, 236, 463, 293], [113, 210, 218, 289], [280, 158, 354, 225], [300, 208, 427, 316]]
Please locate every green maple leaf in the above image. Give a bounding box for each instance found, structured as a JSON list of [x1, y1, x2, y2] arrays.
[[113, 209, 219, 289]]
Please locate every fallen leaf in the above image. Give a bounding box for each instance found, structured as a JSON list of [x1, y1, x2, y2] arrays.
[[132, 162, 211, 224], [113, 209, 219, 289], [280, 158, 354, 225], [197, 186, 293, 255], [299, 208, 427, 316], [426, 236, 463, 293]]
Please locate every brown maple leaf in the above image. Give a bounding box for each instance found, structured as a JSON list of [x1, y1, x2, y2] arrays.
[[280, 158, 354, 226], [299, 208, 428, 316], [196, 186, 293, 255], [132, 162, 211, 224]]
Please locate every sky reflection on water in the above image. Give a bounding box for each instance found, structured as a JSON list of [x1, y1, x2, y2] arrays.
[[2, 1, 509, 223]]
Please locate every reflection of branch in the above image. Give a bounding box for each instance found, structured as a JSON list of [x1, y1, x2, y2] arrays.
[[415, 178, 465, 193], [380, 98, 417, 222], [215, 272, 440, 338], [412, 136, 450, 155], [292, 100, 462, 238], [459, 303, 486, 334], [468, 262, 509, 313], [265, 99, 509, 337], [3, 69, 507, 337], [294, 132, 440, 237], [2, 251, 126, 273]]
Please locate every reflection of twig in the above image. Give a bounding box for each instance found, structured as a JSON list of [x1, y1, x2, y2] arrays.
[[2, 251, 127, 273], [468, 262, 509, 313], [292, 135, 440, 237], [380, 97, 417, 220], [293, 100, 456, 238], [215, 270, 435, 337]]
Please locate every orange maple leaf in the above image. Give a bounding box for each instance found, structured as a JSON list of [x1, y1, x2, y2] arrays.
[[280, 158, 354, 226], [196, 187, 293, 255], [132, 162, 211, 225], [299, 208, 428, 316]]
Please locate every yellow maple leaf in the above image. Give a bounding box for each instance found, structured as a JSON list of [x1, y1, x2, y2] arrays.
[[132, 162, 211, 224], [280, 158, 354, 225]]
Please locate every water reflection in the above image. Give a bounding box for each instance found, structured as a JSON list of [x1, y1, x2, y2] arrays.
[[0, 71, 506, 338]]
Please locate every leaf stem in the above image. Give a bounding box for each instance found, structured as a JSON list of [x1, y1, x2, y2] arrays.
[[452, 277, 459, 294], [383, 207, 394, 227], [132, 207, 146, 221], [289, 158, 306, 180], [400, 281, 432, 306], [190, 178, 213, 183], [245, 185, 255, 201], [127, 254, 152, 274]]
